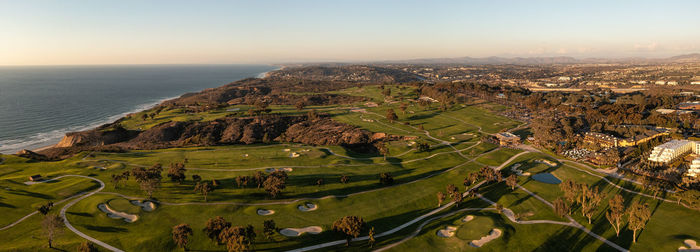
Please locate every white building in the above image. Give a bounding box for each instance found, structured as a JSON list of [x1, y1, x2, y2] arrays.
[[655, 81, 666, 85], [689, 158, 700, 177], [558, 76, 571, 81], [647, 140, 697, 163], [667, 81, 678, 86], [691, 81, 700, 85]]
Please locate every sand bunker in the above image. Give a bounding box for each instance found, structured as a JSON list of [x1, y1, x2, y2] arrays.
[[298, 203, 318, 212], [290, 152, 300, 158], [284, 148, 291, 152], [98, 203, 138, 222], [679, 239, 700, 251], [279, 226, 322, 237], [257, 209, 275, 216], [470, 229, 502, 248], [130, 200, 156, 211], [535, 159, 557, 167], [462, 215, 475, 222], [510, 163, 531, 176], [436, 226, 457, 238]]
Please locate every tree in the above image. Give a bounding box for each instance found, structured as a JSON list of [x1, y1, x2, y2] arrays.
[[219, 226, 254, 252], [606, 194, 625, 237], [332, 216, 365, 247], [340, 175, 350, 184], [451, 189, 463, 207], [553, 197, 570, 218], [192, 174, 201, 183], [42, 214, 64, 248], [628, 201, 651, 243], [254, 171, 267, 188], [582, 186, 604, 224], [417, 142, 430, 152], [263, 219, 276, 239], [467, 172, 480, 186], [506, 174, 518, 190], [132, 164, 163, 198], [295, 101, 305, 111], [379, 173, 394, 185], [377, 141, 389, 160], [559, 179, 579, 213], [194, 181, 214, 202], [386, 109, 398, 123], [205, 216, 231, 244], [77, 241, 99, 252], [399, 103, 408, 115], [38, 201, 54, 215], [316, 178, 324, 186], [368, 226, 376, 248], [446, 184, 457, 195], [254, 99, 269, 111], [111, 171, 130, 189], [172, 223, 193, 250], [167, 162, 186, 184], [437, 191, 446, 207], [263, 176, 286, 198]]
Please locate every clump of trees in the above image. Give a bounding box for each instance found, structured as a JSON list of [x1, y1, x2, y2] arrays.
[[332, 216, 366, 247], [172, 223, 193, 250], [379, 173, 394, 185], [205, 216, 231, 244], [506, 174, 518, 190], [263, 219, 276, 240], [263, 171, 288, 198], [167, 162, 187, 184], [132, 164, 164, 198]]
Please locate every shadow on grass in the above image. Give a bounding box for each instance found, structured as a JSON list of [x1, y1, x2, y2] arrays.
[[83, 225, 128, 233]]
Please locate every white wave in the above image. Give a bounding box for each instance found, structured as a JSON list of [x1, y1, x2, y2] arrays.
[[0, 95, 179, 154], [256, 67, 282, 78]]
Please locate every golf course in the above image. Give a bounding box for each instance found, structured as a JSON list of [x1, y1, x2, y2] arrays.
[[1, 84, 698, 252]]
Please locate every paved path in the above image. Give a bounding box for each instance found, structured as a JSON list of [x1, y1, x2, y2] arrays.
[[0, 175, 99, 231], [58, 175, 124, 252]]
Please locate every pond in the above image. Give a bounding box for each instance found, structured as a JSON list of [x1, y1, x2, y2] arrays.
[[531, 173, 562, 184]]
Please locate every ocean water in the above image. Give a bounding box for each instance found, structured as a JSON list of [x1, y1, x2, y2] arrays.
[[0, 64, 276, 153]]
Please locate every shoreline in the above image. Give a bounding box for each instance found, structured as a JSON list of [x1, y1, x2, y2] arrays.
[[5, 66, 282, 154]]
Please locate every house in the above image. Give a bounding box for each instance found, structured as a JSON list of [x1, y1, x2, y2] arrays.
[[656, 108, 676, 114], [29, 175, 42, 181], [583, 132, 619, 148], [667, 81, 678, 86], [494, 132, 520, 146], [655, 81, 666, 85], [691, 81, 700, 85]]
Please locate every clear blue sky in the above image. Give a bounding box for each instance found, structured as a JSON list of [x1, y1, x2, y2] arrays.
[[1, 0, 698, 65]]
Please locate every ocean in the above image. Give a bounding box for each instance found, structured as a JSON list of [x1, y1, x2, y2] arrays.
[[0, 64, 276, 153]]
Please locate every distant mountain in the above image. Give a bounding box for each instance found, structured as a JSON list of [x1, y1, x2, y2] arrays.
[[381, 54, 700, 65]]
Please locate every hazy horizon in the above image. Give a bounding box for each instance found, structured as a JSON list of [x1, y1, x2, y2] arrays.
[[2, 0, 699, 65]]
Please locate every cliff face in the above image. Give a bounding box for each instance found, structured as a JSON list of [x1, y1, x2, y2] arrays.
[[55, 126, 134, 148], [40, 115, 377, 159]]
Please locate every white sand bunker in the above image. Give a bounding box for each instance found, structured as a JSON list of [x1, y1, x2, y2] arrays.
[[279, 226, 322, 237], [298, 203, 318, 212], [679, 239, 700, 251], [436, 226, 457, 238], [470, 229, 502, 248], [98, 203, 138, 223], [257, 209, 275, 216], [290, 152, 300, 158], [510, 163, 531, 176], [130, 200, 156, 211], [462, 215, 475, 222], [284, 148, 291, 152]]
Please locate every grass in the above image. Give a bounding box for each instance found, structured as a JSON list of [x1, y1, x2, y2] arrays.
[[1, 84, 696, 251]]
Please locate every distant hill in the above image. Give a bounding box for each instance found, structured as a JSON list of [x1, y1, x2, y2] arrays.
[[381, 53, 700, 65]]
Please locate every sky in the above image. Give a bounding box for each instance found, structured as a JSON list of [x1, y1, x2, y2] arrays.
[[1, 0, 699, 65]]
